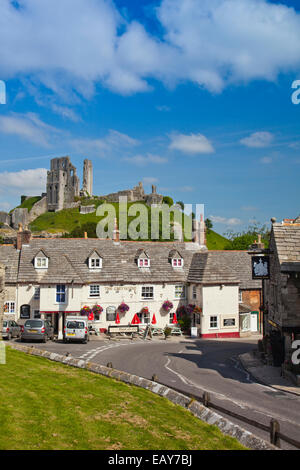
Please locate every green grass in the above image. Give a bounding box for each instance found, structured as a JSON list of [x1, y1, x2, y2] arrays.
[[15, 196, 42, 213], [29, 203, 229, 248], [206, 230, 229, 250], [0, 347, 246, 450]]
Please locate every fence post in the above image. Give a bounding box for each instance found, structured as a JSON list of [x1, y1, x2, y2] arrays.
[[152, 374, 158, 382], [203, 391, 210, 407], [270, 418, 280, 447]]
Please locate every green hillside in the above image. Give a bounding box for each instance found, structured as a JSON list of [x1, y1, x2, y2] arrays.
[[29, 201, 229, 249]]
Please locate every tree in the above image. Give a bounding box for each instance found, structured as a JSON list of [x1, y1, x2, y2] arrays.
[[176, 201, 184, 211], [163, 196, 174, 207], [224, 222, 270, 250], [205, 218, 213, 234]]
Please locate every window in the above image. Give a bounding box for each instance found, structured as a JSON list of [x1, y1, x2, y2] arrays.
[[89, 258, 102, 269], [223, 318, 235, 327], [34, 310, 41, 319], [192, 285, 197, 300], [34, 287, 40, 300], [89, 285, 100, 298], [56, 285, 66, 304], [106, 306, 116, 322], [210, 316, 218, 329], [137, 311, 150, 324], [172, 258, 183, 268], [239, 290, 243, 303], [4, 301, 15, 314], [141, 286, 154, 300], [169, 312, 175, 324], [175, 285, 186, 299], [138, 258, 150, 268], [20, 304, 30, 319], [35, 257, 48, 269]]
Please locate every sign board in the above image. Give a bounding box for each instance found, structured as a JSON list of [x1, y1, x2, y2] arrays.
[[252, 255, 270, 279], [223, 318, 236, 327], [108, 325, 139, 334]]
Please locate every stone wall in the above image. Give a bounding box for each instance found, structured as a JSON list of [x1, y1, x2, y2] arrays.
[[79, 205, 95, 214], [28, 196, 47, 223], [0, 212, 10, 226], [11, 208, 29, 230]]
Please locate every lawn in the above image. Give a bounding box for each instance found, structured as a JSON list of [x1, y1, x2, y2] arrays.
[[0, 347, 246, 450]]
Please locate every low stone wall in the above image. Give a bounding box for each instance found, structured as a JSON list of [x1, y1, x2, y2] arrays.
[[80, 205, 96, 214], [8, 343, 276, 450]]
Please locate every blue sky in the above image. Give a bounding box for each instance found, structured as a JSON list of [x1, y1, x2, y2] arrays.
[[0, 0, 300, 235]]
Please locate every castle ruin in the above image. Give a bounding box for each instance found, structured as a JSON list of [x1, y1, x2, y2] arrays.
[[47, 157, 80, 211]]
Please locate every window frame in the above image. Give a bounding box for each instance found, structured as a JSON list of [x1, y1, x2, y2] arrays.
[[138, 258, 150, 268], [174, 285, 186, 300], [56, 284, 66, 304], [35, 257, 48, 269], [89, 257, 102, 270], [141, 286, 154, 300], [209, 316, 219, 329], [4, 301, 15, 314], [172, 258, 184, 268], [89, 284, 100, 298]]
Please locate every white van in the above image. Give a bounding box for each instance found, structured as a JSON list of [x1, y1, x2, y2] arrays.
[[64, 316, 89, 344]]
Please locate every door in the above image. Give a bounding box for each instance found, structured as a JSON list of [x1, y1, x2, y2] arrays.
[[251, 313, 258, 332]]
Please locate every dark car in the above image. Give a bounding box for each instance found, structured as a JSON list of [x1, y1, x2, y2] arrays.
[[21, 319, 54, 343], [2, 320, 21, 340]]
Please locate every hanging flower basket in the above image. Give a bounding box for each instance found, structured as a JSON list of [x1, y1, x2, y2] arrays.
[[162, 300, 173, 312], [118, 302, 130, 313], [141, 306, 149, 314], [80, 305, 92, 316], [193, 306, 202, 314], [186, 304, 196, 314], [92, 304, 103, 315]]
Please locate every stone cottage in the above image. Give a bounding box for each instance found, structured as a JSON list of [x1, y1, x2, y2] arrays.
[[264, 216, 300, 364]]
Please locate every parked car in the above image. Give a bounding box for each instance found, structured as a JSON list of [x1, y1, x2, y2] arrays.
[[2, 320, 21, 340], [64, 316, 89, 344], [21, 319, 54, 343]]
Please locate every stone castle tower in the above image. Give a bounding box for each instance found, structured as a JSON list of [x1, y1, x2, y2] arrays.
[[82, 159, 93, 197], [47, 156, 80, 212]]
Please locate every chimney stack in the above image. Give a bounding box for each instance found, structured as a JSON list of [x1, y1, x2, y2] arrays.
[[113, 218, 120, 244], [16, 224, 32, 250], [192, 215, 206, 247]]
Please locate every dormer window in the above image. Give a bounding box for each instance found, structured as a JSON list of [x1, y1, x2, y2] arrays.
[[88, 249, 102, 270], [138, 258, 150, 268], [34, 257, 48, 269], [135, 249, 150, 269], [89, 258, 102, 269], [172, 258, 183, 268]]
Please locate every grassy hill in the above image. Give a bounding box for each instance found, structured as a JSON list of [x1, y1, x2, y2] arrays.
[[29, 200, 229, 248]]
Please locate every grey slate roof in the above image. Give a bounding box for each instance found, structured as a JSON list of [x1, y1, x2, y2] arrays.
[[188, 251, 262, 289], [0, 245, 19, 283], [0, 238, 261, 289], [188, 252, 239, 284], [272, 223, 300, 272], [17, 239, 195, 284]]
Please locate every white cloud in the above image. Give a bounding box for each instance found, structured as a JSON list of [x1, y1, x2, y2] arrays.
[[210, 215, 242, 226], [0, 112, 64, 146], [260, 156, 273, 164], [1, 0, 300, 97], [70, 129, 139, 157], [240, 131, 274, 148], [123, 154, 168, 166], [0, 168, 47, 194], [142, 177, 159, 185], [156, 105, 171, 112], [169, 133, 214, 155], [0, 201, 11, 211]]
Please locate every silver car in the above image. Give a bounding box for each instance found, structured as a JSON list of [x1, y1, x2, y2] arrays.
[[21, 319, 54, 343], [64, 319, 89, 344], [2, 320, 21, 340]]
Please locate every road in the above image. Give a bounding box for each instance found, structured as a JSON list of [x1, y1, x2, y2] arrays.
[[10, 335, 300, 449]]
